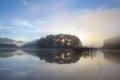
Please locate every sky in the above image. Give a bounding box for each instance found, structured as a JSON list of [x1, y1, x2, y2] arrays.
[[0, 0, 120, 46]]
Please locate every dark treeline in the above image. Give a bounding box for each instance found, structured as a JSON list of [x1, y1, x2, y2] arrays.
[[1, 34, 120, 50], [102, 36, 120, 49], [37, 34, 82, 49]]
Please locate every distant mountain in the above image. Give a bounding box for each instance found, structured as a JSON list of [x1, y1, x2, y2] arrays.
[[0, 37, 14, 43], [0, 37, 24, 48], [0, 43, 17, 48], [103, 36, 120, 49], [21, 39, 39, 48]]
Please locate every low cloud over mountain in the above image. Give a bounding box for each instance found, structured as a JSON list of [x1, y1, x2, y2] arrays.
[[0, 37, 24, 46]]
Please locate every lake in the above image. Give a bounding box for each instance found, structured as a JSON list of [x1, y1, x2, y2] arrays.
[[0, 49, 120, 80]]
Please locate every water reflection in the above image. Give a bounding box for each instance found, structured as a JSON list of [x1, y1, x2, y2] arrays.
[[36, 49, 96, 64], [0, 49, 120, 80], [1, 48, 120, 65], [0, 49, 22, 58], [102, 50, 120, 64]]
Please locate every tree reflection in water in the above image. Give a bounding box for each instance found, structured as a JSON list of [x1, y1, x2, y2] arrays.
[[36, 49, 96, 64], [102, 50, 120, 64]]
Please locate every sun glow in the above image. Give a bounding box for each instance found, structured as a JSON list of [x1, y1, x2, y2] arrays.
[[70, 32, 88, 45]]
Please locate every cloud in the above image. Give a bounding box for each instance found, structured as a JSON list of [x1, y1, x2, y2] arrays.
[[11, 19, 33, 27], [98, 0, 120, 10], [27, 8, 120, 46], [22, 0, 28, 6], [13, 0, 71, 19], [1, 1, 120, 46]]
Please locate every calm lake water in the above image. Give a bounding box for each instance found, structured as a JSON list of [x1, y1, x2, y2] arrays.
[[0, 49, 120, 80]]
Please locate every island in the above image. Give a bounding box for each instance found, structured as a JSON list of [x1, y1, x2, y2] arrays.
[[37, 34, 82, 48]]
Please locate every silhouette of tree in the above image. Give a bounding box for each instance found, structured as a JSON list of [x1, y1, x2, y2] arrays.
[[37, 34, 82, 48]]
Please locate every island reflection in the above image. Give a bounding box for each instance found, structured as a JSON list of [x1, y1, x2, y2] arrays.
[[36, 49, 96, 64]]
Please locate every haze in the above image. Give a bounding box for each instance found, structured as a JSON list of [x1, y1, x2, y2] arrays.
[[0, 0, 120, 47]]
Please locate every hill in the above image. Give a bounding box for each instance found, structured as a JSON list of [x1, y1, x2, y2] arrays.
[[0, 37, 24, 46], [21, 40, 38, 48], [103, 36, 120, 49], [37, 34, 82, 48]]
